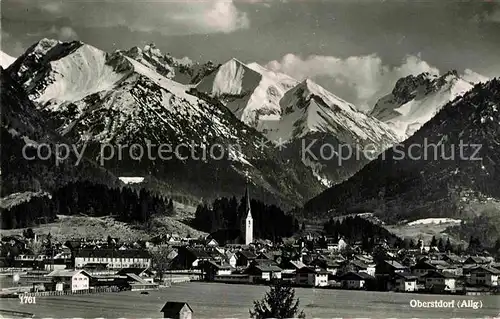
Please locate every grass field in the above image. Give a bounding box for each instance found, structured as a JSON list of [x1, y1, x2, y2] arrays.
[[1, 212, 204, 242], [1, 282, 498, 318]]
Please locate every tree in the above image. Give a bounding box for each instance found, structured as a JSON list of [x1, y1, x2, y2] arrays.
[[437, 238, 445, 252], [445, 238, 453, 253], [149, 245, 174, 282], [26, 240, 44, 256], [495, 238, 500, 251], [249, 280, 305, 319], [430, 236, 437, 247], [23, 228, 35, 239]]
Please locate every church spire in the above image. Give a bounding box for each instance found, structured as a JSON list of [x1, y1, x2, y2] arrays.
[[241, 172, 253, 245], [244, 185, 252, 219]]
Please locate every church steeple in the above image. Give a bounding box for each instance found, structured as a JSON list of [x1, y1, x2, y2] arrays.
[[244, 185, 252, 219], [241, 177, 253, 245]]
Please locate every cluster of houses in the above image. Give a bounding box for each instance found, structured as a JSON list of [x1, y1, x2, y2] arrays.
[[2, 227, 499, 296], [166, 236, 499, 295]]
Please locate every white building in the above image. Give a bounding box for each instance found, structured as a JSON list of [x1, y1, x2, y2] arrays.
[[295, 267, 329, 287], [46, 269, 91, 292], [74, 249, 151, 269], [422, 271, 456, 292], [394, 273, 418, 292]]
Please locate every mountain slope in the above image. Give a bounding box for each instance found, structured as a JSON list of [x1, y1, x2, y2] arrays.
[[196, 58, 298, 130], [121, 43, 218, 85], [270, 79, 400, 186], [303, 79, 500, 224], [0, 68, 122, 196], [196, 61, 399, 186], [0, 50, 16, 68], [7, 39, 324, 207], [370, 71, 473, 139]]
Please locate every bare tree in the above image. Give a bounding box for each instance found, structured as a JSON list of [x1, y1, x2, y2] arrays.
[[26, 240, 44, 256], [148, 245, 174, 283]]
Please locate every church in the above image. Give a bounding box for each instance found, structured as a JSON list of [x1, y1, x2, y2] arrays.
[[239, 186, 253, 246], [206, 186, 254, 246]]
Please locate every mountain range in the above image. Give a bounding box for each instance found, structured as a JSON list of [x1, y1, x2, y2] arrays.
[[195, 57, 400, 185], [304, 79, 500, 231], [3, 39, 324, 208], [2, 39, 498, 242]]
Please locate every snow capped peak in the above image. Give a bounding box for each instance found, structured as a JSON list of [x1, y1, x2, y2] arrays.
[[270, 78, 399, 144], [370, 70, 473, 139], [196, 58, 298, 128], [9, 40, 132, 108], [0, 50, 16, 69], [283, 77, 356, 114], [33, 38, 62, 54], [121, 43, 196, 82]]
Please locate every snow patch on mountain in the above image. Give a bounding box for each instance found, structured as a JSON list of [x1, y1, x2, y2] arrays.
[[196, 59, 298, 129], [0, 51, 16, 68], [407, 218, 462, 226], [267, 78, 399, 144], [371, 71, 473, 139], [119, 177, 145, 184], [36, 44, 129, 109]]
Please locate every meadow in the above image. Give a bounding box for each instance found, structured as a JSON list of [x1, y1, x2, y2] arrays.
[[1, 282, 498, 318]]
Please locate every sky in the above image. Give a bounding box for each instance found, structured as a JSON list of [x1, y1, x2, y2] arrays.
[[1, 0, 500, 111]]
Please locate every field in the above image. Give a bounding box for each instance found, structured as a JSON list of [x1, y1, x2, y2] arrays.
[[1, 282, 499, 318]]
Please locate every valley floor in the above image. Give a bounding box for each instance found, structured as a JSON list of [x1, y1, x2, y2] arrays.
[[1, 282, 498, 318]]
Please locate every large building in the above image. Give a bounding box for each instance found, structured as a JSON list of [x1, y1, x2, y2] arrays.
[[74, 249, 151, 269], [240, 187, 253, 246]]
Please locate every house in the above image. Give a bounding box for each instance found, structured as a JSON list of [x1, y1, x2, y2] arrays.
[[341, 260, 374, 276], [468, 266, 500, 287], [74, 249, 151, 269], [295, 267, 329, 287], [411, 260, 438, 277], [202, 261, 232, 281], [205, 238, 219, 247], [393, 273, 418, 292], [161, 302, 193, 319], [422, 270, 456, 292], [236, 250, 257, 267], [339, 272, 374, 289], [442, 254, 463, 265], [310, 258, 341, 275], [172, 247, 211, 269], [244, 262, 282, 283], [463, 256, 492, 266], [119, 272, 158, 291], [46, 269, 91, 292], [376, 260, 408, 277], [115, 267, 154, 283]]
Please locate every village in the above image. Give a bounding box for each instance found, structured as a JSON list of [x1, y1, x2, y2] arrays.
[[1, 192, 499, 302]]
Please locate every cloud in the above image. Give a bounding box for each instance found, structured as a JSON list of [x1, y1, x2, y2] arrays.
[[27, 26, 78, 41], [266, 53, 440, 112], [462, 69, 490, 84], [51, 26, 78, 41], [8, 0, 250, 35], [170, 0, 250, 34]]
